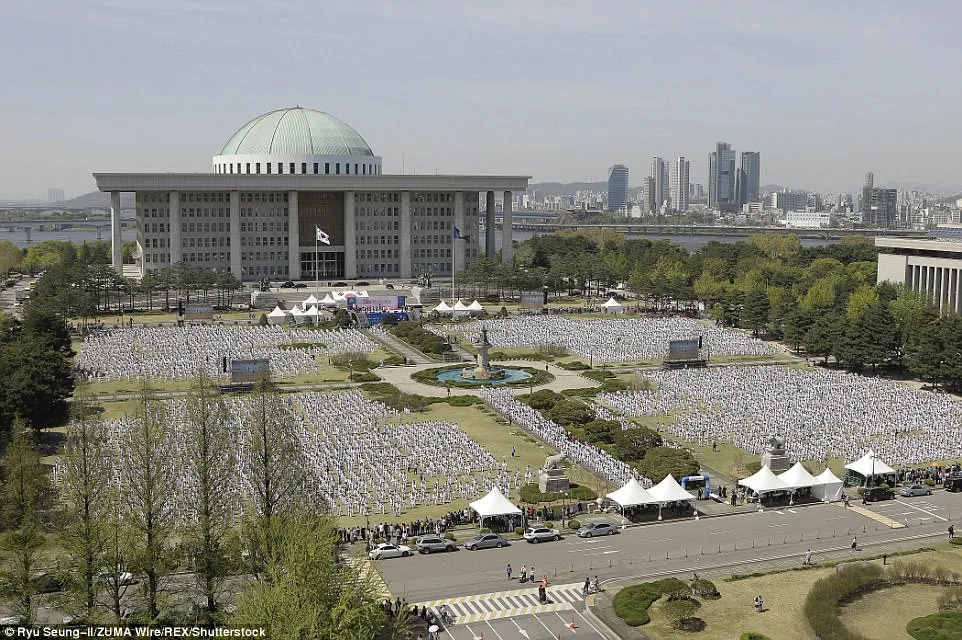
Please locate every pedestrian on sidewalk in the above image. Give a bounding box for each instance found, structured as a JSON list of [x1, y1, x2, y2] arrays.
[[851, 536, 858, 551], [583, 577, 590, 597], [803, 549, 813, 565], [520, 564, 527, 583], [949, 524, 955, 541], [506, 563, 512, 581]]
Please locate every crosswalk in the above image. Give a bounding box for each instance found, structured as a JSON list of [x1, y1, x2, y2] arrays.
[[845, 503, 906, 528], [343, 556, 393, 599], [414, 582, 585, 624]]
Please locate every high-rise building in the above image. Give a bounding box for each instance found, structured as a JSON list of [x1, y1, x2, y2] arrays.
[[860, 171, 897, 227], [770, 190, 808, 212], [650, 157, 668, 210], [736, 152, 760, 205], [708, 142, 737, 211], [642, 177, 656, 213], [670, 157, 690, 212], [607, 164, 629, 211]]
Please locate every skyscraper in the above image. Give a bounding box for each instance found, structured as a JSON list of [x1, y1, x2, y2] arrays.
[[860, 171, 897, 227], [736, 152, 760, 205], [670, 157, 690, 212], [650, 157, 668, 210], [607, 164, 629, 211], [708, 142, 737, 211], [642, 177, 656, 213]]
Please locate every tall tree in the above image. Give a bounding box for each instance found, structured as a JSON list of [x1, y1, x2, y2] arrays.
[[182, 376, 236, 618], [122, 384, 174, 621], [741, 288, 771, 337], [58, 392, 113, 622]]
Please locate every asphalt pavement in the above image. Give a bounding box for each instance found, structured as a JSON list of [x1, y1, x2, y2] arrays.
[[376, 493, 962, 605]]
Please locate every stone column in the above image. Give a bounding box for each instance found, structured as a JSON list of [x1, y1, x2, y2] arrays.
[[168, 191, 181, 265], [230, 191, 241, 279], [502, 190, 513, 264], [453, 191, 465, 276], [943, 267, 951, 309], [110, 191, 123, 275], [400, 191, 412, 278], [288, 190, 300, 279], [344, 191, 356, 279], [485, 190, 496, 258]]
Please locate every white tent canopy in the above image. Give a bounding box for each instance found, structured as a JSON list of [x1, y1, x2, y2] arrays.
[[738, 466, 791, 494], [303, 305, 321, 323], [433, 300, 453, 314], [266, 306, 287, 325], [453, 299, 470, 316], [648, 474, 696, 503], [320, 293, 337, 306], [607, 478, 658, 508], [844, 450, 895, 479], [777, 462, 819, 490], [289, 306, 306, 324], [469, 487, 521, 529], [302, 294, 319, 308], [467, 300, 484, 312], [812, 468, 844, 502]]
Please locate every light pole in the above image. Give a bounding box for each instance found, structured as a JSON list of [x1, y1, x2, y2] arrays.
[[562, 490, 569, 528]]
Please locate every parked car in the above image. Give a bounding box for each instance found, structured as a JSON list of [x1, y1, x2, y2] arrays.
[[946, 477, 962, 492], [368, 543, 413, 560], [280, 281, 296, 288], [356, 281, 370, 286], [523, 526, 561, 543], [862, 487, 895, 502], [294, 282, 308, 288], [463, 533, 509, 550], [576, 522, 619, 538], [332, 281, 348, 287], [899, 483, 933, 497], [415, 535, 457, 554]]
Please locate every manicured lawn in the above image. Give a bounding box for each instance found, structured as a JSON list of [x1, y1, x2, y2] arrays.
[[640, 547, 962, 640], [844, 584, 945, 640]]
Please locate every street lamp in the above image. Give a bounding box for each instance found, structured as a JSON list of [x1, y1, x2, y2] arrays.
[[561, 490, 569, 528]]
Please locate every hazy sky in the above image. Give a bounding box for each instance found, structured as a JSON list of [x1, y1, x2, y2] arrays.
[[2, 0, 961, 199]]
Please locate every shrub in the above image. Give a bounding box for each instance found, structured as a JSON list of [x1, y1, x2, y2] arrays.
[[636, 447, 700, 483], [547, 400, 595, 426], [442, 532, 456, 541], [560, 360, 590, 370], [389, 322, 449, 355], [567, 519, 581, 530], [349, 372, 380, 382], [582, 370, 615, 382], [480, 528, 492, 534], [544, 521, 554, 528], [526, 389, 565, 410], [906, 611, 962, 640], [31, 573, 63, 594], [925, 478, 936, 487], [514, 527, 524, 536], [445, 395, 481, 406], [612, 578, 690, 627], [938, 586, 962, 611], [803, 563, 886, 640], [739, 634, 772, 640], [257, 313, 268, 326], [951, 538, 962, 546], [519, 483, 597, 504], [661, 599, 697, 629], [678, 617, 706, 632], [691, 579, 720, 599]]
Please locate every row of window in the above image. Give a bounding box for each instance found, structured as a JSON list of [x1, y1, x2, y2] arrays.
[[358, 249, 399, 260], [214, 161, 381, 176], [241, 237, 289, 248], [359, 236, 400, 246], [356, 207, 399, 217], [357, 264, 398, 275], [239, 221, 289, 232], [357, 221, 400, 231]]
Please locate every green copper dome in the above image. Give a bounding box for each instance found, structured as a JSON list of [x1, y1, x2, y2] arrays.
[[220, 107, 374, 157]]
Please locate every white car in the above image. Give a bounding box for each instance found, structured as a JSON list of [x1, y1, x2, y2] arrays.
[[368, 543, 413, 560], [523, 526, 561, 543]]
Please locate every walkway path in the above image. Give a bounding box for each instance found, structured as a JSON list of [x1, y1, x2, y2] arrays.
[[366, 328, 435, 365]]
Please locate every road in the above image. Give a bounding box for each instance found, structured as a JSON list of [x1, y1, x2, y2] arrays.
[[376, 492, 962, 607]]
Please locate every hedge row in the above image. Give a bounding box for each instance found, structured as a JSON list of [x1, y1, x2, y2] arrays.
[[389, 321, 449, 355], [518, 482, 597, 504]]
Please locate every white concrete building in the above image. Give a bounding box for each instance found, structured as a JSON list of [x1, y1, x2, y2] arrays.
[[95, 107, 528, 280], [783, 211, 832, 229], [876, 227, 962, 314]]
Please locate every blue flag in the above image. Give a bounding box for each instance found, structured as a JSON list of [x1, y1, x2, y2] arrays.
[[453, 226, 467, 240]]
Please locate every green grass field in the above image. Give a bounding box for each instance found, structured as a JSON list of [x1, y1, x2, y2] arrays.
[[639, 547, 962, 640]]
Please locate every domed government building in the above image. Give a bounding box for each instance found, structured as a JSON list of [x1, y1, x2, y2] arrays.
[[94, 107, 529, 281]]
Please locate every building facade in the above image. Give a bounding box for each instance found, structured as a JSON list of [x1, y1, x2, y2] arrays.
[[770, 190, 808, 212], [669, 157, 690, 212], [708, 142, 737, 211], [736, 151, 760, 205], [876, 229, 962, 314], [94, 107, 528, 280], [607, 164, 629, 212], [650, 157, 668, 210]]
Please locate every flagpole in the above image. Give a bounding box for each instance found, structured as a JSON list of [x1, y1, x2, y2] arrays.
[[315, 231, 319, 293], [452, 231, 456, 303]]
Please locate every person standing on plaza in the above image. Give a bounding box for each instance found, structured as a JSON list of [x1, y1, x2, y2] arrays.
[[506, 563, 512, 581], [851, 536, 858, 551], [949, 524, 955, 540], [583, 577, 590, 597], [520, 564, 527, 583]]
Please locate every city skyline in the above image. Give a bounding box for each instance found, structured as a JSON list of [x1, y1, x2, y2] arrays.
[[2, 1, 962, 198]]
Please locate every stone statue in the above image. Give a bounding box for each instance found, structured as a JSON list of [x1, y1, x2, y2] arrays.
[[544, 453, 567, 472], [760, 434, 791, 473], [539, 453, 570, 493], [766, 435, 786, 456]]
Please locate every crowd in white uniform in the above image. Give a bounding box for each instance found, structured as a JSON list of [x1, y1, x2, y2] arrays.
[[74, 326, 377, 381], [431, 317, 777, 363], [481, 388, 638, 486], [598, 366, 962, 465], [54, 390, 516, 522]]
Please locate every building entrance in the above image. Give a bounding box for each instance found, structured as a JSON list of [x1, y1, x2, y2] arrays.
[[301, 250, 344, 280]]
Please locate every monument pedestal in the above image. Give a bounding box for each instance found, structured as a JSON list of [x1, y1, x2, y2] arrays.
[[760, 435, 791, 474], [539, 471, 570, 494]]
